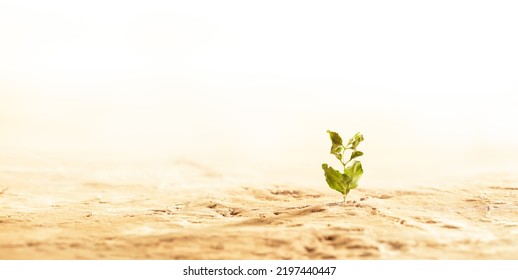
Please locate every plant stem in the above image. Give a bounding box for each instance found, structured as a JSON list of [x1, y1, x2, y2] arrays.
[[340, 144, 356, 170], [339, 145, 348, 169]]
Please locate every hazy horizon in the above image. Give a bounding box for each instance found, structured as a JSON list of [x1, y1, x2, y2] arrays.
[[1, 1, 518, 188]]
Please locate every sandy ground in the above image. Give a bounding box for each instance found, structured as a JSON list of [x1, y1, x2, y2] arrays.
[[1, 161, 518, 260]]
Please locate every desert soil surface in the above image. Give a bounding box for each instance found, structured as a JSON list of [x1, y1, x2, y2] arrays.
[[1, 162, 517, 260]]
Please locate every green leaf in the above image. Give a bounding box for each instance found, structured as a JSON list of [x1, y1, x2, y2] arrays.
[[343, 161, 363, 190], [347, 132, 364, 149], [327, 130, 344, 159], [322, 163, 345, 194], [350, 150, 363, 161], [331, 145, 342, 159], [327, 130, 343, 146]]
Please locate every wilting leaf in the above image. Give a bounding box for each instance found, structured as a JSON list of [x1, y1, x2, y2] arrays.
[[322, 164, 345, 194]]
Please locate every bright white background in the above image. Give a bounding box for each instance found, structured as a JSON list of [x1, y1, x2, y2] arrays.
[[1, 0, 517, 187], [0, 260, 515, 280]]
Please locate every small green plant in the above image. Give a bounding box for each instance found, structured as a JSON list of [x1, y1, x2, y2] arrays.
[[322, 130, 364, 203]]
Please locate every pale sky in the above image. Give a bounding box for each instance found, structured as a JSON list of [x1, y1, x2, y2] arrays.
[[1, 1, 517, 187]]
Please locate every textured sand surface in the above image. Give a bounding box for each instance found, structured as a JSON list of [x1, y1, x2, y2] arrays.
[[1, 162, 517, 260]]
